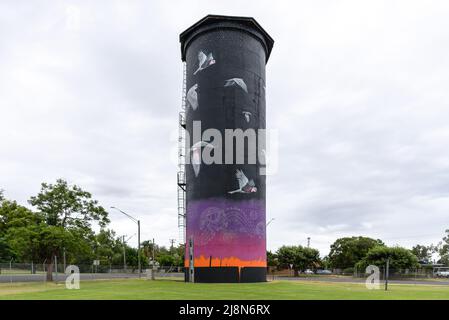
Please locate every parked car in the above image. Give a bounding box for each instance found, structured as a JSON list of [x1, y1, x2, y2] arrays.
[[435, 270, 449, 278], [316, 269, 332, 275], [303, 269, 314, 275]]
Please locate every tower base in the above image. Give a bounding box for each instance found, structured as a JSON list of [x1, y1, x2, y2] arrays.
[[185, 267, 266, 283]]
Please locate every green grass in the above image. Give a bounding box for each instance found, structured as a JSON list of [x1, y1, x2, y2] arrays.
[[1, 279, 449, 300]]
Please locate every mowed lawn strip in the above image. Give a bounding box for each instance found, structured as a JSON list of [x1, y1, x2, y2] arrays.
[[0, 279, 449, 300]]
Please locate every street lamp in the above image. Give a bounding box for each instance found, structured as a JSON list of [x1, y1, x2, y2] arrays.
[[111, 206, 141, 277]]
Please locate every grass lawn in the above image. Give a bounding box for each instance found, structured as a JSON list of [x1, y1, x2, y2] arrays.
[[0, 279, 449, 300]]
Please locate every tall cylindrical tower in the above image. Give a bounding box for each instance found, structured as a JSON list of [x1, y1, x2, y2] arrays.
[[180, 15, 274, 283]]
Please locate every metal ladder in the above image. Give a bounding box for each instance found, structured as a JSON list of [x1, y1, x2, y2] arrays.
[[177, 62, 187, 244]]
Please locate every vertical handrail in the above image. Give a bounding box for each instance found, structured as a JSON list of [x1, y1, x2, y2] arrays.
[[177, 62, 187, 244]]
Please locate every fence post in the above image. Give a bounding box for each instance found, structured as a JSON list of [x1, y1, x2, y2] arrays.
[[9, 259, 13, 284], [54, 255, 58, 284], [43, 259, 46, 283]]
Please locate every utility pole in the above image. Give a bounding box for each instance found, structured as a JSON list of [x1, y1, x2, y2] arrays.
[[307, 237, 311, 248], [152, 238, 155, 265], [111, 207, 141, 277], [151, 238, 156, 280], [138, 220, 141, 277], [122, 235, 126, 271], [54, 255, 58, 284], [385, 258, 390, 291], [63, 247, 66, 272], [169, 239, 176, 250]]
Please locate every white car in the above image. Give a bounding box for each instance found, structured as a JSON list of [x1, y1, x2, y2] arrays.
[[435, 270, 449, 278], [303, 269, 314, 275]]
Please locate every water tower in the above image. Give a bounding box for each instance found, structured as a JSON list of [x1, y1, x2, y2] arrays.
[[177, 15, 274, 282]]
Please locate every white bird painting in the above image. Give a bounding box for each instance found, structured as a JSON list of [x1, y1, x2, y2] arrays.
[[194, 51, 216, 75], [224, 78, 248, 93], [190, 141, 214, 177], [228, 169, 257, 194], [242, 111, 252, 123], [187, 84, 198, 110]]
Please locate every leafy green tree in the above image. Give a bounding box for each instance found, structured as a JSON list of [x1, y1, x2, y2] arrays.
[[93, 229, 123, 265], [0, 199, 41, 233], [356, 246, 419, 270], [328, 236, 384, 269], [276, 245, 320, 276], [0, 199, 41, 262], [141, 240, 156, 262], [171, 244, 185, 267], [267, 251, 279, 268], [411, 244, 435, 263], [437, 230, 449, 266], [6, 223, 81, 267], [28, 179, 109, 280]]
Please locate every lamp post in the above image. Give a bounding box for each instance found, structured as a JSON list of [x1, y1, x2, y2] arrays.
[[111, 207, 141, 277]]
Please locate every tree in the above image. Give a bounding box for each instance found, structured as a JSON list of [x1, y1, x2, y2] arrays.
[[356, 246, 419, 270], [28, 179, 109, 280], [437, 230, 449, 266], [267, 251, 279, 268], [0, 199, 41, 262], [7, 223, 81, 267], [93, 229, 122, 265], [276, 245, 320, 276], [411, 244, 435, 263], [328, 236, 384, 269]]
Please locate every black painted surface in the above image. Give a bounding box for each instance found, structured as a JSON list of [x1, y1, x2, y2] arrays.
[[192, 267, 240, 283], [184, 27, 267, 201], [240, 267, 267, 283]]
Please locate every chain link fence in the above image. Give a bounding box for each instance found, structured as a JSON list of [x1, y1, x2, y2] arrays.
[[0, 262, 185, 283], [267, 266, 449, 283]]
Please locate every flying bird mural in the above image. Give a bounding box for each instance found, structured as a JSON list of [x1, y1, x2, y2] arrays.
[[224, 78, 248, 93], [190, 141, 214, 177], [242, 111, 252, 123], [194, 51, 216, 75], [187, 84, 199, 110], [228, 169, 257, 194]]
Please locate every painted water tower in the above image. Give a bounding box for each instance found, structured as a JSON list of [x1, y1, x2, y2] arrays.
[[178, 15, 274, 282]]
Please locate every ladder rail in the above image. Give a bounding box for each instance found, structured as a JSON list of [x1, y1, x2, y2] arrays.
[[177, 62, 187, 244]]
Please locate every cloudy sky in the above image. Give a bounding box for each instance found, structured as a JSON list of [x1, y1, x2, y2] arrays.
[[1, 1, 449, 256]]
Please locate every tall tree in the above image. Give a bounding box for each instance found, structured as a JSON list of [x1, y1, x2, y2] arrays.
[[28, 179, 109, 280], [0, 199, 40, 261], [438, 230, 449, 265], [276, 245, 320, 276], [328, 236, 384, 269], [356, 246, 419, 270], [93, 229, 122, 265], [411, 244, 435, 263], [267, 251, 279, 268]]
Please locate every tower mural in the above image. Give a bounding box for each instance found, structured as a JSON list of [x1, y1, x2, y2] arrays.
[[179, 15, 274, 282]]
